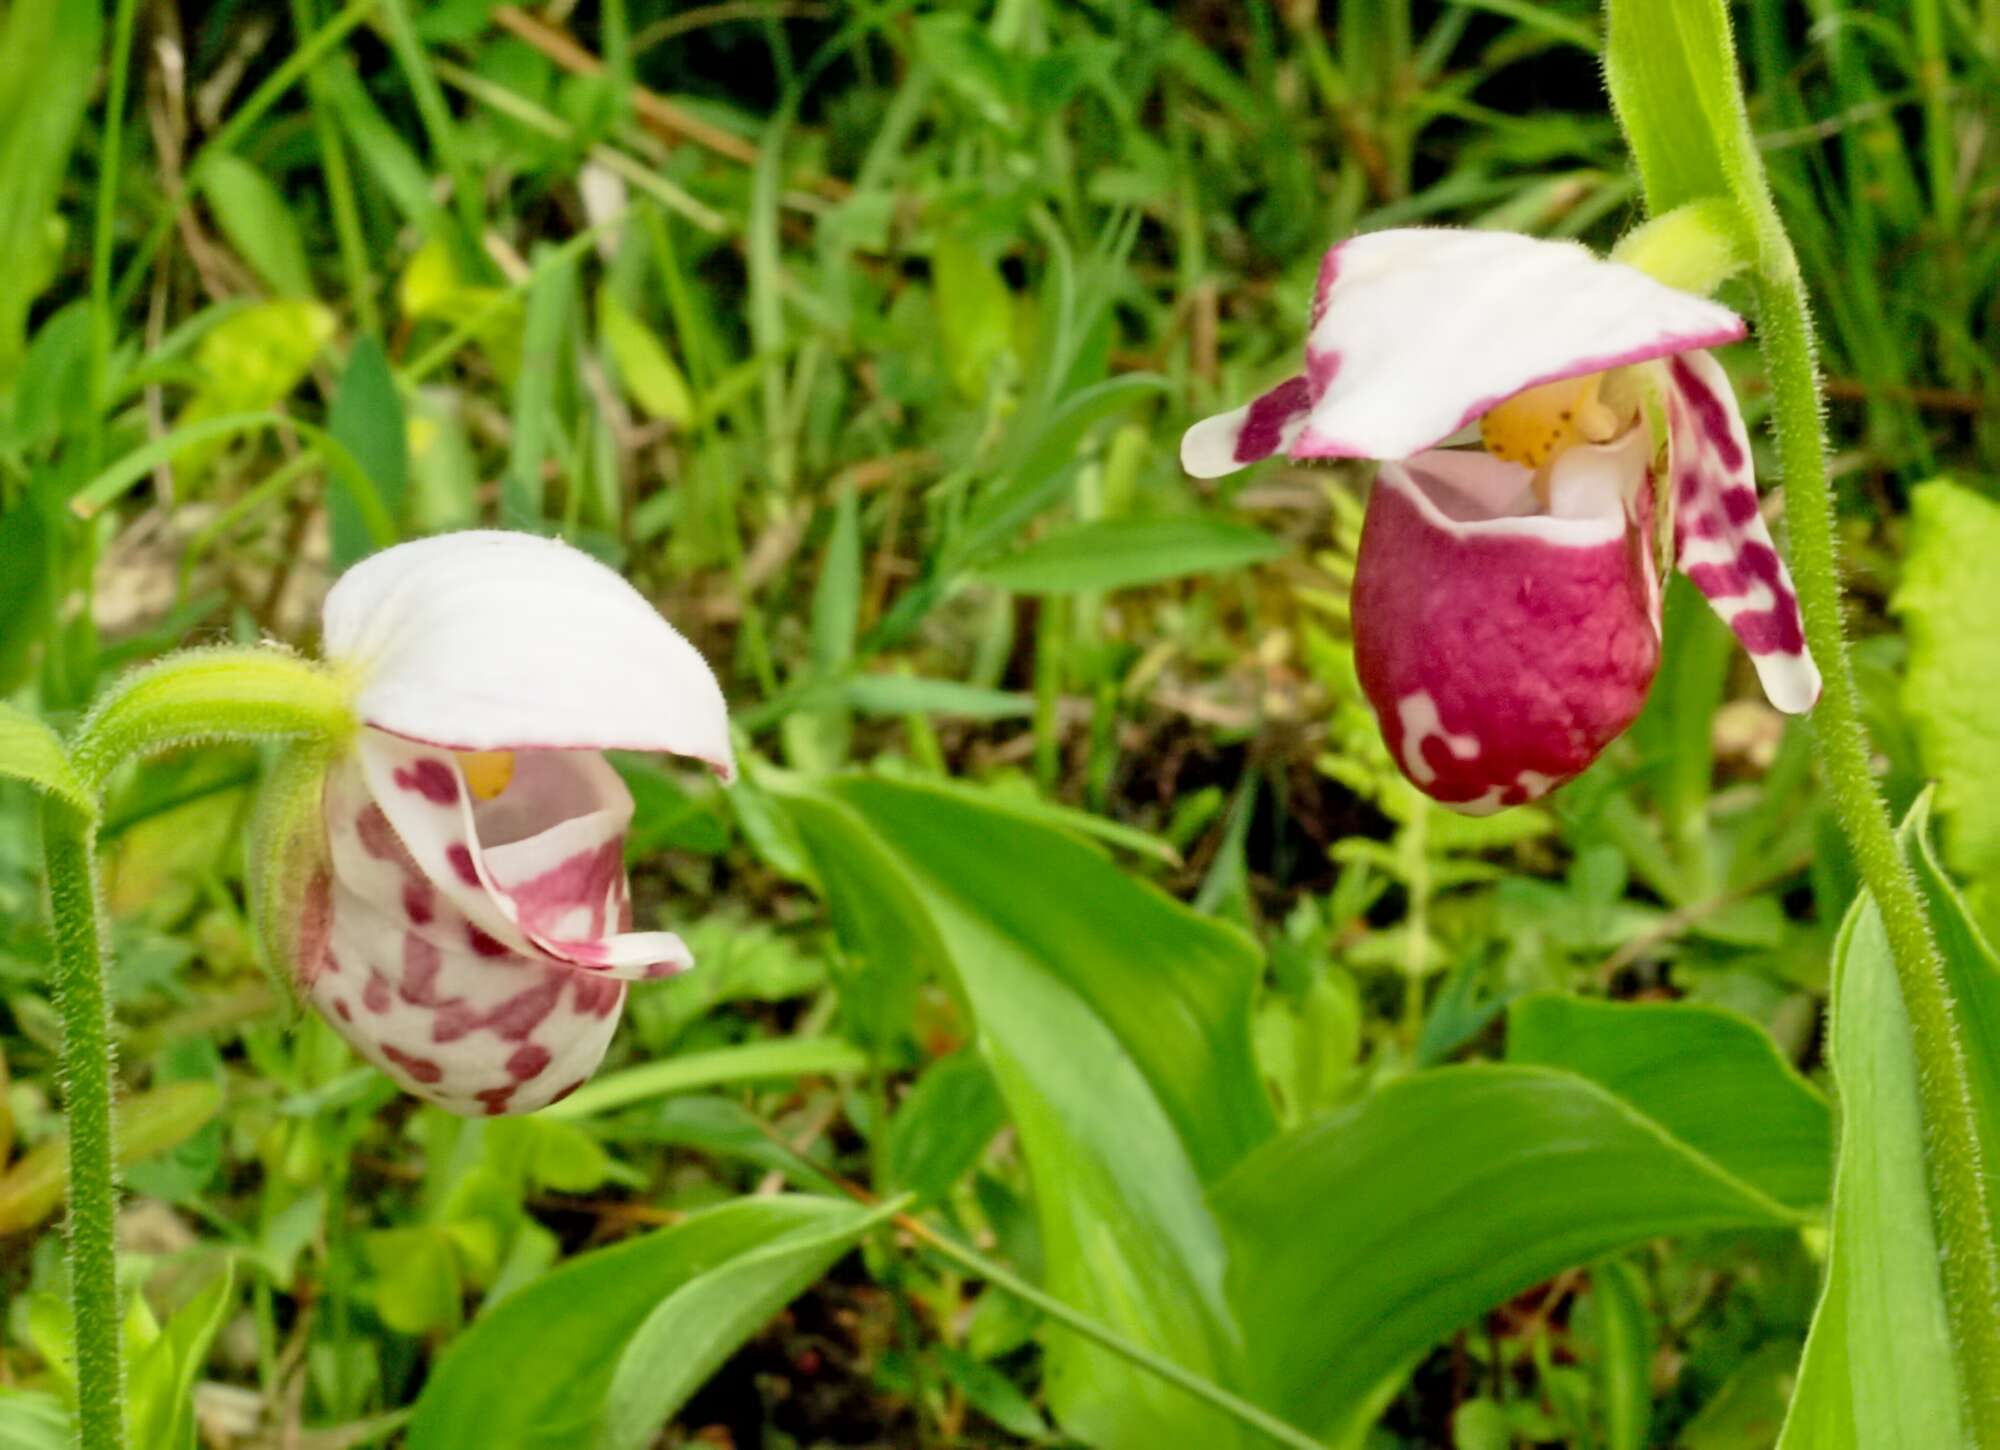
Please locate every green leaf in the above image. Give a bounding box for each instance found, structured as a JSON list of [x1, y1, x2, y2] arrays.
[[783, 777, 1273, 1445], [1894, 480, 2000, 885], [598, 287, 692, 426], [541, 1037, 867, 1120], [1778, 819, 1968, 1446], [1780, 793, 2000, 1447], [975, 517, 1285, 594], [933, 233, 1014, 400], [595, 1198, 898, 1449], [0, 1388, 70, 1450], [126, 1263, 234, 1450], [812, 485, 862, 675], [0, 498, 52, 693], [326, 337, 410, 569], [886, 1051, 1006, 1204], [839, 675, 1032, 720], [0, 0, 99, 382], [1507, 994, 1833, 1212], [0, 1082, 222, 1235], [1603, 0, 1766, 218], [1589, 1259, 1656, 1450], [168, 300, 336, 477], [953, 373, 1169, 569], [407, 1196, 870, 1450], [505, 244, 576, 527], [0, 702, 89, 816], [1213, 1065, 1808, 1444], [199, 154, 315, 298], [364, 1227, 463, 1335]]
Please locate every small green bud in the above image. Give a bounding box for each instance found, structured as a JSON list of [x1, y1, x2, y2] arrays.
[[1610, 198, 1748, 296]]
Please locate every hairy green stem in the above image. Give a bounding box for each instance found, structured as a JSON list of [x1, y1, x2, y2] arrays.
[[41, 803, 124, 1450], [1753, 240, 2000, 1438], [72, 648, 355, 792]]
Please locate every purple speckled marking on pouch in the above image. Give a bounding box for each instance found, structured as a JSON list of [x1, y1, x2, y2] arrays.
[[400, 932, 443, 1006], [446, 843, 480, 887], [382, 1043, 443, 1085], [393, 758, 459, 805], [507, 1043, 552, 1081], [466, 922, 509, 958], [402, 878, 434, 926]]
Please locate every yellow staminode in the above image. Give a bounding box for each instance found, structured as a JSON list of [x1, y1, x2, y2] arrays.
[[1478, 372, 1623, 471], [456, 751, 516, 801]]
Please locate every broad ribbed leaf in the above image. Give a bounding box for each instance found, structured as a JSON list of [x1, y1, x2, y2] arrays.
[[1508, 994, 1832, 1212], [595, 1199, 898, 1449], [784, 777, 1273, 1446], [1779, 795, 1999, 1447], [408, 1196, 870, 1450], [1213, 1066, 1808, 1445]]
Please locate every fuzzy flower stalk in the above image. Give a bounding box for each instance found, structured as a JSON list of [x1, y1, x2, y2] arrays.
[[1185, 227, 1820, 812], [256, 531, 733, 1115]]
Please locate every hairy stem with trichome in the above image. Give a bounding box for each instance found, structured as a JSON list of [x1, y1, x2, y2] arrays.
[[1753, 231, 2000, 1438], [42, 802, 124, 1449]]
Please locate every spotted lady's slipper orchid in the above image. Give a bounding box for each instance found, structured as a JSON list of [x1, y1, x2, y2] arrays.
[[264, 532, 732, 1115], [1183, 228, 1821, 813]]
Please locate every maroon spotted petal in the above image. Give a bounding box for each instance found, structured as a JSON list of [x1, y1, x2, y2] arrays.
[[305, 735, 681, 1115]]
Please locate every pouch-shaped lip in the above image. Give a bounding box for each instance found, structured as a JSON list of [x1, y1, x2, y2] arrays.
[[1351, 437, 1660, 813]]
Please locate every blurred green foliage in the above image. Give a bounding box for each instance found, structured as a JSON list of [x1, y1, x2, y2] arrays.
[[2, 0, 1997, 1445]]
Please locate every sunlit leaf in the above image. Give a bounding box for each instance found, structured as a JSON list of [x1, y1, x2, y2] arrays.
[[1214, 1065, 1808, 1443], [1894, 480, 2000, 887], [1507, 994, 1832, 1211], [407, 1196, 876, 1450], [596, 1198, 899, 1449], [200, 153, 315, 297]]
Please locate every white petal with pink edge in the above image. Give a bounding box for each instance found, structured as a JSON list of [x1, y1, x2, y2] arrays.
[[323, 530, 734, 777], [1661, 350, 1821, 714], [358, 731, 694, 980], [312, 755, 624, 1115], [1181, 228, 1746, 475]]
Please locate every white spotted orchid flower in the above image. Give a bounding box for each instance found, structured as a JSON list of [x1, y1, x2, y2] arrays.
[[1183, 227, 1821, 813], [270, 532, 732, 1116]]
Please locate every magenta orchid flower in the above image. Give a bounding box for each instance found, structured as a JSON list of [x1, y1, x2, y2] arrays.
[[1183, 228, 1821, 813], [292, 532, 732, 1115]]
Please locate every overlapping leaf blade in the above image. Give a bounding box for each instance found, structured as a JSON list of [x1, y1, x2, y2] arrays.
[[783, 776, 1270, 1446], [407, 1196, 877, 1450], [1779, 796, 2000, 1447], [1213, 1064, 1811, 1445]]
